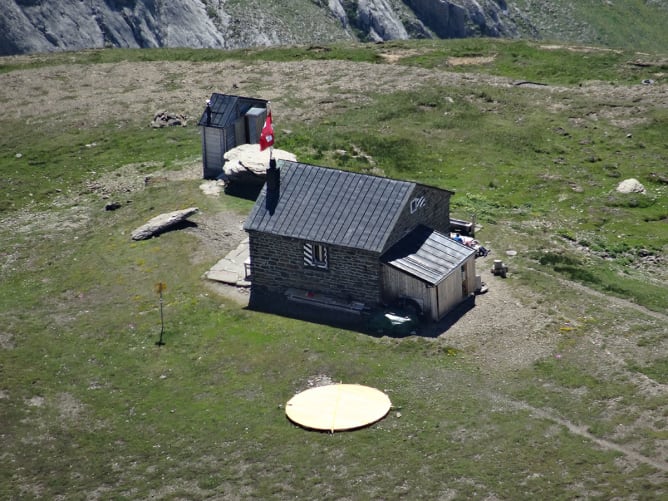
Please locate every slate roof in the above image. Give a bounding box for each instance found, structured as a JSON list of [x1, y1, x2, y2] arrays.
[[381, 225, 475, 285], [243, 160, 418, 253], [197, 93, 268, 128]]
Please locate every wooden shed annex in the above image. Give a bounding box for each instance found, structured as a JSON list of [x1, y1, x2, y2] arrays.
[[198, 93, 269, 179], [243, 160, 478, 322]]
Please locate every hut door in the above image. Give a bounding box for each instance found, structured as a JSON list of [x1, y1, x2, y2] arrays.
[[203, 127, 224, 177], [461, 264, 468, 297], [436, 280, 450, 319]]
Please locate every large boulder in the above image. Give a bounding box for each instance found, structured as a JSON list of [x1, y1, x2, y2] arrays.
[[222, 144, 297, 185], [616, 178, 646, 194]]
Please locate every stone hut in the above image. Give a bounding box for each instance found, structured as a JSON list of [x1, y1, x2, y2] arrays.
[[243, 160, 477, 322]]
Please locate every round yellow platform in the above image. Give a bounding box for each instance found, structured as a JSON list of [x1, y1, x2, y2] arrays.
[[285, 383, 392, 432]]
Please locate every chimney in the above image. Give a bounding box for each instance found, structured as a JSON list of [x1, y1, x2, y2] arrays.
[[205, 99, 212, 125], [265, 158, 280, 215]]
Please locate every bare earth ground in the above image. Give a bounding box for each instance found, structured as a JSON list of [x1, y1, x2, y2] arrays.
[[3, 52, 667, 131], [1, 52, 667, 477]]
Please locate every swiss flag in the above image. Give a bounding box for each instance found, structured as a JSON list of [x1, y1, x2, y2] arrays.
[[259, 110, 274, 151]]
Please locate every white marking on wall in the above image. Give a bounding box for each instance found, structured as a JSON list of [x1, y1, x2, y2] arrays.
[[410, 196, 426, 214]]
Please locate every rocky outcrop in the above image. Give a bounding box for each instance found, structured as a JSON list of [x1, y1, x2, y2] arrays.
[[0, 0, 226, 55], [354, 0, 409, 41], [404, 0, 517, 38], [327, 0, 430, 41], [1, 0, 524, 56], [150, 111, 188, 128]]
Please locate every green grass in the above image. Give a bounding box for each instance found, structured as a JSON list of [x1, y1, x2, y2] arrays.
[[277, 73, 666, 312], [513, 0, 668, 53], [570, 0, 668, 52], [0, 121, 201, 212], [0, 43, 382, 75], [0, 226, 658, 497], [383, 38, 667, 85], [1, 41, 666, 499], [528, 250, 667, 312], [628, 358, 668, 385]]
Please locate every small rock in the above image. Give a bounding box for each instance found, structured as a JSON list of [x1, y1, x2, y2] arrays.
[[151, 111, 188, 128], [105, 202, 122, 211], [199, 180, 225, 196]]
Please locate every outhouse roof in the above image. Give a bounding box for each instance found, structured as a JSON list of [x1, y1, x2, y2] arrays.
[[381, 225, 475, 285], [244, 160, 429, 253], [197, 93, 268, 129]]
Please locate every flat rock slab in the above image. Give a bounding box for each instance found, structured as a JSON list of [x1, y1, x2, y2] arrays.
[[205, 238, 250, 286], [131, 207, 199, 240], [205, 268, 239, 284]]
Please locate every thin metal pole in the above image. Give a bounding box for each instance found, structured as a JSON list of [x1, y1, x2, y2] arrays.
[[156, 289, 165, 346]]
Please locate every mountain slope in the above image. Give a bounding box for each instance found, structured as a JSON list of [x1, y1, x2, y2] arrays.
[[1, 0, 666, 56]]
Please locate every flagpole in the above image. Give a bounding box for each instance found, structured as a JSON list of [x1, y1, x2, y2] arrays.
[[268, 101, 273, 161]]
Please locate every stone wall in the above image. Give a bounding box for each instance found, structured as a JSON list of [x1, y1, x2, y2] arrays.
[[247, 231, 382, 306]]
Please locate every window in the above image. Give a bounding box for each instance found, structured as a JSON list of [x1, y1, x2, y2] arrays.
[[304, 242, 328, 269]]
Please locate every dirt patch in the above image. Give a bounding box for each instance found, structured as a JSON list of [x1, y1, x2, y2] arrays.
[[440, 264, 557, 371], [448, 55, 496, 66], [379, 48, 423, 63], [1, 57, 666, 133], [26, 395, 45, 407], [54, 392, 85, 421], [0, 332, 15, 350], [539, 44, 622, 54]]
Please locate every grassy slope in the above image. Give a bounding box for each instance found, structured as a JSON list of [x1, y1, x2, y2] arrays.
[[1, 41, 666, 499], [513, 0, 668, 52]]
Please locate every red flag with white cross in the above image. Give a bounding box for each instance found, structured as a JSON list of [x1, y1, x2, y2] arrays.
[[259, 109, 274, 151]]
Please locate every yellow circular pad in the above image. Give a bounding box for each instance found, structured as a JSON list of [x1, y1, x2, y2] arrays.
[[285, 384, 391, 432]]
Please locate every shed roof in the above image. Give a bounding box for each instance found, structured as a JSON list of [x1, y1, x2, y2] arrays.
[[244, 160, 421, 253], [381, 225, 475, 285], [197, 93, 268, 129]]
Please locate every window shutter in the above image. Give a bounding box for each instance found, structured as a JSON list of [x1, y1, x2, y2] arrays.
[[303, 243, 314, 267], [320, 246, 328, 268]]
